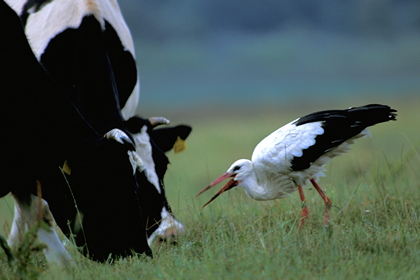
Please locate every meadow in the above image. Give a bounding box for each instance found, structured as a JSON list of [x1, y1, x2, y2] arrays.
[[0, 99, 419, 279]]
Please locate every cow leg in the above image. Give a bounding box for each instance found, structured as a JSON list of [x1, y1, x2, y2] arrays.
[[36, 200, 74, 265], [8, 193, 73, 265]]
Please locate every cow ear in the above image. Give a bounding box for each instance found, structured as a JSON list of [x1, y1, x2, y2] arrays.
[[173, 136, 187, 154], [151, 125, 192, 153]]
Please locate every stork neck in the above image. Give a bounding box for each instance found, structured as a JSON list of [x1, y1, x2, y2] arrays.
[[239, 168, 267, 200], [239, 163, 281, 200]]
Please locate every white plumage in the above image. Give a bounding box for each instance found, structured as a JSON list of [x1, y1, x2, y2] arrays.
[[196, 104, 397, 229]]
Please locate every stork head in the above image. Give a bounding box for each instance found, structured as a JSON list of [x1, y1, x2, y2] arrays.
[[195, 159, 253, 207]]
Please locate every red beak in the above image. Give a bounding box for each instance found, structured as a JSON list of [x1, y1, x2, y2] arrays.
[[195, 172, 238, 208]]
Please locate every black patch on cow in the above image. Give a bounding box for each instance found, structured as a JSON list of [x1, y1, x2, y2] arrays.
[[124, 116, 149, 134], [38, 16, 137, 133], [103, 21, 138, 111], [290, 104, 397, 171]]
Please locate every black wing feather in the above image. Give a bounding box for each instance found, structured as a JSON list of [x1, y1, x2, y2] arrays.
[[291, 104, 397, 171]]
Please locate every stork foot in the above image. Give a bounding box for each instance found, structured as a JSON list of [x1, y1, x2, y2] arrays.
[[297, 185, 309, 232], [298, 205, 309, 232], [310, 179, 333, 226]]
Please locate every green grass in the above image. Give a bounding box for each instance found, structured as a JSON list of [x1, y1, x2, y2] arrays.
[[1, 100, 419, 279]]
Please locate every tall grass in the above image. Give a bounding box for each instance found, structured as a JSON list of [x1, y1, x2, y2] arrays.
[[0, 100, 419, 279]]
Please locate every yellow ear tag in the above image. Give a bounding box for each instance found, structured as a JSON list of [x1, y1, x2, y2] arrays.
[[173, 136, 187, 154], [62, 160, 72, 175]]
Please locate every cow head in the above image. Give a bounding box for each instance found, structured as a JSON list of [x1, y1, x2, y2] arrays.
[[125, 116, 192, 244]]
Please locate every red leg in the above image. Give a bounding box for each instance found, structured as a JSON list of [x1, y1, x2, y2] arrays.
[[297, 185, 309, 232], [310, 179, 332, 226]]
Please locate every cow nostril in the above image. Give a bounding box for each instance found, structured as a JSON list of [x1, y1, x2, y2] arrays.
[[155, 227, 180, 245]]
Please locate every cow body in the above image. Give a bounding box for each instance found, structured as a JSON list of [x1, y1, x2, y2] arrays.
[[2, 0, 190, 263], [0, 0, 152, 263], [9, 0, 190, 246]]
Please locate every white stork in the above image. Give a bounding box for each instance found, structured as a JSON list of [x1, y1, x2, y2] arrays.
[[196, 104, 397, 229]]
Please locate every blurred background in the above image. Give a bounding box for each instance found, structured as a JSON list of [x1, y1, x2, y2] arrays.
[[118, 0, 420, 117]]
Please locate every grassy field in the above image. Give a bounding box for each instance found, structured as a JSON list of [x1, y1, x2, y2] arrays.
[[0, 99, 419, 279]]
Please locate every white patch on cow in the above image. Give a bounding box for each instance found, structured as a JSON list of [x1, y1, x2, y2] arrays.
[[132, 126, 161, 194], [8, 203, 25, 247], [4, 0, 25, 15], [17, 0, 89, 59], [11, 0, 135, 59], [37, 222, 74, 265], [147, 207, 185, 245], [8, 195, 73, 266]]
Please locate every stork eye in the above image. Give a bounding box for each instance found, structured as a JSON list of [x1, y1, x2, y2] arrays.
[[233, 166, 241, 172]]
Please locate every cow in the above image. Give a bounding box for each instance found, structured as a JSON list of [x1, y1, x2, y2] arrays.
[[9, 0, 191, 246], [0, 0, 152, 263], [7, 0, 191, 246], [3, 0, 191, 262]]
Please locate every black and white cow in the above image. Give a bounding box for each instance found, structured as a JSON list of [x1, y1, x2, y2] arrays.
[[2, 0, 191, 263], [6, 0, 191, 246], [0, 0, 151, 263]]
